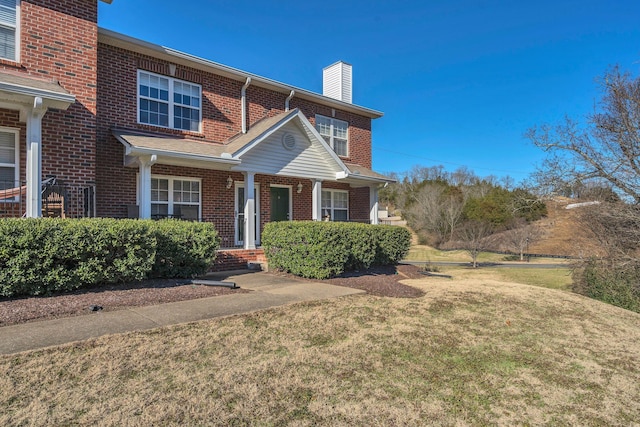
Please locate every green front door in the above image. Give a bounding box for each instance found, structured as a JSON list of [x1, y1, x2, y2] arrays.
[[270, 187, 290, 222]]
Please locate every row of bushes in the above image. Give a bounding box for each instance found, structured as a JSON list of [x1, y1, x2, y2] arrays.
[[261, 221, 411, 279], [0, 218, 220, 297], [573, 260, 640, 314]]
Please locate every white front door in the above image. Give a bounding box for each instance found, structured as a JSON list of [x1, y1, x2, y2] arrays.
[[235, 182, 260, 246]]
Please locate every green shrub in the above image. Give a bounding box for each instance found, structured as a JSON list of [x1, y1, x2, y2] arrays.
[[262, 221, 411, 279], [149, 219, 220, 278], [0, 218, 156, 297], [373, 225, 411, 265], [0, 218, 220, 298], [573, 260, 640, 313], [261, 221, 348, 279]]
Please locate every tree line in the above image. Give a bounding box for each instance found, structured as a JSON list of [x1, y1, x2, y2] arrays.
[[380, 166, 547, 266]]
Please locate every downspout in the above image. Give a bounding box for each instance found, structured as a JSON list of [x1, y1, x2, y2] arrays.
[[285, 90, 295, 112], [241, 77, 251, 134]]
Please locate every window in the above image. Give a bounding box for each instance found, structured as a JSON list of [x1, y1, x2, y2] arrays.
[[0, 128, 18, 193], [316, 115, 348, 157], [0, 0, 18, 61], [321, 189, 348, 221], [138, 70, 201, 132], [151, 176, 201, 220]]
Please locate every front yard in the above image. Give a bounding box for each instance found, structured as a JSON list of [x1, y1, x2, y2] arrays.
[[1, 269, 638, 425]]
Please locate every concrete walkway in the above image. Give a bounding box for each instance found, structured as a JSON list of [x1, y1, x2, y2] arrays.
[[0, 271, 364, 355]]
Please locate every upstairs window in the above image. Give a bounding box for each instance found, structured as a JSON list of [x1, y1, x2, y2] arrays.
[[0, 0, 18, 61], [316, 115, 348, 157], [138, 70, 201, 132]]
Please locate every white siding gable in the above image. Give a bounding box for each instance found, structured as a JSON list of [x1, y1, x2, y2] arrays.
[[233, 121, 342, 180]]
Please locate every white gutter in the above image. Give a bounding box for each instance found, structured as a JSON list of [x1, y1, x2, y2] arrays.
[[115, 136, 241, 165], [241, 77, 251, 134], [285, 90, 295, 112], [0, 82, 75, 104]]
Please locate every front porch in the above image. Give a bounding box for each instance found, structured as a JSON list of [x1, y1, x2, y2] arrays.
[[116, 109, 392, 251]]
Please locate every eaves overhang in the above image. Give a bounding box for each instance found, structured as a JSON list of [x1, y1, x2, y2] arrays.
[[114, 130, 241, 171], [98, 28, 384, 120]]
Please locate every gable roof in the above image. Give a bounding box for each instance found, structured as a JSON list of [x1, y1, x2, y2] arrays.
[[114, 108, 394, 185]]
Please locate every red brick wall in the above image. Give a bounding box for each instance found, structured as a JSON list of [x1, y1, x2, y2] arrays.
[[96, 42, 375, 227], [0, 1, 99, 188]]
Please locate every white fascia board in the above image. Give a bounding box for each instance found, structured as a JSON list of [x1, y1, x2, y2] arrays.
[[114, 135, 240, 166], [98, 28, 383, 119], [0, 82, 75, 106], [126, 147, 240, 165]]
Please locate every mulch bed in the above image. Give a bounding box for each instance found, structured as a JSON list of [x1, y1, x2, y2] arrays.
[[0, 279, 249, 327], [0, 264, 426, 327], [321, 263, 426, 298]]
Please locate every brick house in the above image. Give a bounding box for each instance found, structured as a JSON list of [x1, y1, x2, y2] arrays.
[[0, 1, 392, 259]]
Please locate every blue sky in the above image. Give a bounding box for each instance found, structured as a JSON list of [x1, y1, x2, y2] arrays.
[[98, 0, 640, 184]]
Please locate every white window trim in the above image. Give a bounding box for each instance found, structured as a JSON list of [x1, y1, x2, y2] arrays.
[[0, 126, 19, 201], [0, 0, 20, 63], [321, 189, 349, 221], [136, 174, 202, 220], [315, 114, 349, 157], [136, 70, 202, 133]]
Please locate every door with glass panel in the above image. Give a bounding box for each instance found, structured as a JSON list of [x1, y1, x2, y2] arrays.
[[235, 183, 260, 246]]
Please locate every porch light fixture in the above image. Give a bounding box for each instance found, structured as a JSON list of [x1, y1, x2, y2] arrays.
[[297, 182, 303, 193], [226, 176, 233, 189]]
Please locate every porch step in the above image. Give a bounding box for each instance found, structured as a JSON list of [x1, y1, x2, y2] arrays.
[[212, 248, 267, 272]]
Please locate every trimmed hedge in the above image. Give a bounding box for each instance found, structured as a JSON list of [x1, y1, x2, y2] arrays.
[[0, 218, 219, 297], [149, 220, 220, 278], [261, 221, 411, 279]]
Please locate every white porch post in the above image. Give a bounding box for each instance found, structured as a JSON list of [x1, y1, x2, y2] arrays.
[[369, 185, 379, 225], [312, 179, 322, 221], [25, 99, 47, 218], [138, 155, 156, 219], [243, 172, 256, 249]]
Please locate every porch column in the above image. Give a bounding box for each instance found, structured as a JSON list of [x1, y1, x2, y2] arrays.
[[243, 171, 256, 249], [138, 155, 156, 219], [25, 99, 47, 218], [312, 179, 322, 221], [369, 185, 379, 225]]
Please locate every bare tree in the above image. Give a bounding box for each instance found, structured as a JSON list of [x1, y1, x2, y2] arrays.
[[456, 220, 494, 268], [576, 203, 640, 264], [503, 219, 542, 261], [526, 66, 640, 202], [404, 183, 448, 244], [441, 193, 465, 242]]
